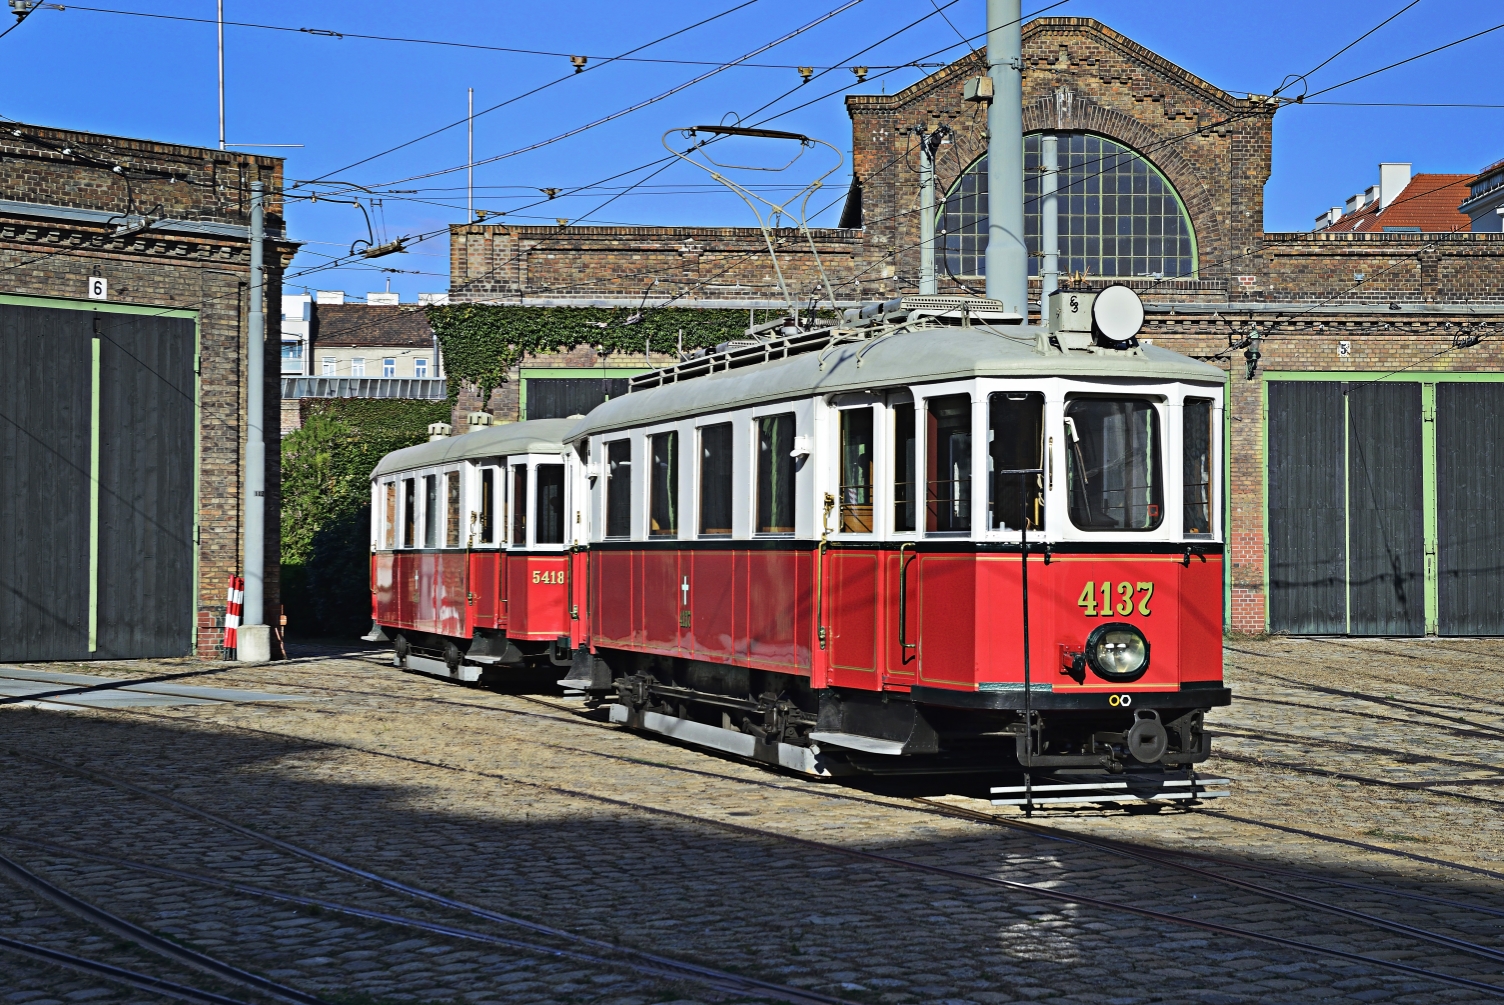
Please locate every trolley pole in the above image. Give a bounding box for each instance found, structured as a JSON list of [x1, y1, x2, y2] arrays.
[[240, 180, 268, 660], [984, 0, 1027, 314], [918, 127, 937, 295]]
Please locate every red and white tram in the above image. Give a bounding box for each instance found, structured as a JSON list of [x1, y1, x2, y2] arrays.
[[366, 418, 578, 680], [366, 286, 1230, 780]]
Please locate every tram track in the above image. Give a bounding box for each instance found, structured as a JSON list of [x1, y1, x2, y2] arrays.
[[0, 750, 862, 1005], [0, 933, 258, 1005], [20, 658, 1504, 994], [13, 710, 1504, 999]]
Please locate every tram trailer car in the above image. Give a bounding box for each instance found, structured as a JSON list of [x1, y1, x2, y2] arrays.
[[365, 418, 580, 680], [565, 287, 1228, 776], [365, 287, 1230, 778]]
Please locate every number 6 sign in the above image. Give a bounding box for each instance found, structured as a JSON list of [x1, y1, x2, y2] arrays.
[[87, 277, 107, 300]]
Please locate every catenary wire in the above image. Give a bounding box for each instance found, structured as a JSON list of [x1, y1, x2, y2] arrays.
[[1272, 0, 1422, 97]]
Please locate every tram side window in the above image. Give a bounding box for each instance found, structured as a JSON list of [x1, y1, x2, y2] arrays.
[[605, 440, 631, 538], [650, 431, 679, 537], [383, 482, 397, 548], [423, 474, 438, 547], [479, 468, 494, 544], [699, 423, 733, 536], [839, 408, 874, 532], [988, 392, 1045, 531], [893, 403, 916, 532], [445, 471, 461, 547], [757, 413, 796, 534], [926, 395, 972, 533], [402, 478, 416, 547], [511, 466, 529, 546], [536, 464, 565, 544], [1064, 397, 1164, 531], [1183, 398, 1214, 537]]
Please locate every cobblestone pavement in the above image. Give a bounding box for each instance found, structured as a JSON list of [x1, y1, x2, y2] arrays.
[[1, 639, 1503, 1004]]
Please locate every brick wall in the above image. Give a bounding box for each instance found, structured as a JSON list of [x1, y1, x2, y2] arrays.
[[0, 122, 292, 658]]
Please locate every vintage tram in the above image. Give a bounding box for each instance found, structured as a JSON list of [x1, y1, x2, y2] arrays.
[[366, 286, 1230, 780]]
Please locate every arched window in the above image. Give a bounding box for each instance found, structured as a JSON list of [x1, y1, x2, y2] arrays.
[[939, 132, 1196, 282]]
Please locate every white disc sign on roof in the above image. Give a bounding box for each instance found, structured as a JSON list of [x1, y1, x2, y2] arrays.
[[1091, 284, 1145, 344]]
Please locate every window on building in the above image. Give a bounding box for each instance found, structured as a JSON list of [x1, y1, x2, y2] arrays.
[[649, 431, 678, 537], [839, 408, 874, 533], [536, 464, 565, 544], [1183, 398, 1214, 536], [699, 423, 733, 536], [322, 357, 336, 376], [383, 482, 397, 548], [352, 357, 366, 377], [402, 478, 416, 547], [281, 342, 303, 360], [479, 467, 495, 544], [988, 392, 1045, 532], [893, 403, 916, 532], [606, 440, 632, 538], [940, 133, 1197, 281], [511, 466, 529, 546], [445, 471, 461, 547], [423, 474, 438, 547], [1064, 397, 1163, 531], [757, 414, 796, 534], [926, 395, 971, 533], [383, 358, 396, 378], [415, 358, 430, 379]]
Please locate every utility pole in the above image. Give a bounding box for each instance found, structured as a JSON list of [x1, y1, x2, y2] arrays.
[[240, 180, 268, 661], [1041, 132, 1059, 300], [984, 0, 1026, 314], [918, 127, 937, 295], [467, 87, 474, 218], [217, 0, 225, 150]]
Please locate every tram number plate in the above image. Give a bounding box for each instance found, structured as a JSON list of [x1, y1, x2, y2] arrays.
[[532, 570, 565, 584], [1077, 581, 1153, 617]]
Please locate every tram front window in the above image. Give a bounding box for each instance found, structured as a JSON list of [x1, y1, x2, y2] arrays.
[[1064, 397, 1163, 531]]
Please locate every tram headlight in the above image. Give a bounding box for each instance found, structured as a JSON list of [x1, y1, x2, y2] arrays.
[[1084, 623, 1150, 680]]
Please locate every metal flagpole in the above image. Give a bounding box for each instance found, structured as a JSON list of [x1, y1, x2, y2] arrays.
[[217, 0, 225, 150], [467, 87, 474, 218]]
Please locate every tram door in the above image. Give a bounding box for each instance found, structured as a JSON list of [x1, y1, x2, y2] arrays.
[[1268, 381, 1424, 635]]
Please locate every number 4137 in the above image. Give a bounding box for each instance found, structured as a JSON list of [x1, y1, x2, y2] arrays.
[[1078, 581, 1153, 617]]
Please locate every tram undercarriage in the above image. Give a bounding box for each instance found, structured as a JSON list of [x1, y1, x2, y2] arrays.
[[570, 649, 1219, 778]]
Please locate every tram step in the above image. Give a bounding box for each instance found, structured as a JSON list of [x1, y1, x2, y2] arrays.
[[989, 776, 1231, 807], [609, 703, 832, 776], [404, 654, 484, 683]]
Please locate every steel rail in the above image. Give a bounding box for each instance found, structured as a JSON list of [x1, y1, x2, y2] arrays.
[[6, 751, 861, 1005], [13, 748, 1504, 998], [0, 834, 832, 1003], [0, 849, 333, 1005], [224, 672, 1504, 918], [0, 934, 255, 1005]]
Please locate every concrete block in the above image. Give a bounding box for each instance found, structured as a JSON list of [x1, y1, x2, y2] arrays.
[[237, 624, 272, 664]]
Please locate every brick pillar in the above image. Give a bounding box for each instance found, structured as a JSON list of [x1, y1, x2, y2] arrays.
[[1227, 372, 1265, 633]]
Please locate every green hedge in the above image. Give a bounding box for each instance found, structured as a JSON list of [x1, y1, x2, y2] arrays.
[[280, 398, 451, 638]]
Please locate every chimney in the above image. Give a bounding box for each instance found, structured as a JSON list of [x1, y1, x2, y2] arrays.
[[1365, 184, 1381, 207], [418, 292, 451, 306], [1314, 207, 1343, 230], [367, 292, 400, 306], [1378, 162, 1411, 210], [1346, 193, 1365, 215], [315, 290, 345, 305]]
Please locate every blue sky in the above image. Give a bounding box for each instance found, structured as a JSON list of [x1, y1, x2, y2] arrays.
[[2, 0, 1498, 301]]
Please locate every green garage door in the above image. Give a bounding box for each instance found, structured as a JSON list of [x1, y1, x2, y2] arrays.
[[1268, 380, 1424, 635], [0, 301, 196, 660]]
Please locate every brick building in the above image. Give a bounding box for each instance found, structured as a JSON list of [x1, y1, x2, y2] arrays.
[[450, 16, 1504, 636], [0, 122, 291, 660]]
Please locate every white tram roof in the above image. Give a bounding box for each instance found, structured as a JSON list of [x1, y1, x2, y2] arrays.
[[371, 417, 575, 479], [565, 325, 1225, 440]]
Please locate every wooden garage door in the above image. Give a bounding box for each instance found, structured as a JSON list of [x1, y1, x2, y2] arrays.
[[1437, 382, 1504, 635]]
